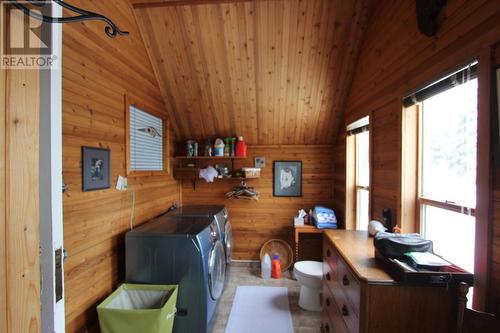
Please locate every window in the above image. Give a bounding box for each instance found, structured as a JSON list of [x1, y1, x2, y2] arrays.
[[419, 77, 477, 273], [125, 96, 169, 175], [346, 116, 370, 230], [355, 131, 370, 230], [404, 63, 477, 274]]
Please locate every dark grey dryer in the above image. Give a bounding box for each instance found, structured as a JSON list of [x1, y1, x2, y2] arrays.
[[125, 214, 225, 333]]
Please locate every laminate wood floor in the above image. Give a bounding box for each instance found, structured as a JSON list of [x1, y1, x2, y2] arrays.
[[210, 262, 322, 333]]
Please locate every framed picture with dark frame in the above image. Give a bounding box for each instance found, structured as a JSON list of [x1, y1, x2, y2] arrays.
[[273, 160, 302, 197], [82, 146, 110, 191]]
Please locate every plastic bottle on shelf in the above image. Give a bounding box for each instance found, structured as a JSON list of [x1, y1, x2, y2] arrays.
[[193, 141, 198, 157], [186, 140, 195, 157], [271, 254, 282, 279], [235, 136, 247, 158], [224, 137, 231, 157], [261, 253, 271, 280], [230, 137, 237, 157], [204, 139, 213, 157], [214, 138, 224, 157]]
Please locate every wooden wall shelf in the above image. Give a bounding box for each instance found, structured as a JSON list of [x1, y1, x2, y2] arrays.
[[175, 156, 246, 160], [174, 155, 250, 184], [173, 154, 257, 190], [173, 167, 256, 181]]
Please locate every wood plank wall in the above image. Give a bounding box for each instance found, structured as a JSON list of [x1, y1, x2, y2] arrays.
[[61, 1, 180, 331], [333, 0, 500, 313], [181, 145, 334, 260], [369, 99, 401, 225], [332, 134, 346, 228]]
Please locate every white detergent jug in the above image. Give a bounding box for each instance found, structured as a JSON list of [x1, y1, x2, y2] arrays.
[[214, 138, 225, 157], [261, 253, 271, 280]]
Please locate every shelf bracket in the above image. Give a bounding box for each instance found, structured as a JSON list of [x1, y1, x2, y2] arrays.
[[10, 0, 129, 38]]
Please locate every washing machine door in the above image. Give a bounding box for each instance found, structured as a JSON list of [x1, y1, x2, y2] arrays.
[[224, 221, 232, 263], [208, 240, 226, 300]]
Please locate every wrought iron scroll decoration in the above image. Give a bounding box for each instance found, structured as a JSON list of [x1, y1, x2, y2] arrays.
[[11, 0, 129, 38]]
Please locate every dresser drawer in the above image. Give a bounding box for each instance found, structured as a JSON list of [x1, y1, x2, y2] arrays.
[[323, 238, 360, 333], [323, 238, 337, 261], [321, 311, 335, 333], [336, 257, 361, 316], [323, 239, 339, 290], [322, 284, 348, 333], [329, 279, 359, 333]]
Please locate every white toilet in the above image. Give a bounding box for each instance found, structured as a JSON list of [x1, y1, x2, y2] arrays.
[[293, 261, 323, 311]]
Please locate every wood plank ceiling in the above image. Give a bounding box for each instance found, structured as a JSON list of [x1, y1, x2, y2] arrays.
[[131, 0, 371, 144]]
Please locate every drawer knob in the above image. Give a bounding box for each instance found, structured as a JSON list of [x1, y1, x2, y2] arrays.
[[342, 304, 349, 316], [324, 323, 330, 332], [326, 249, 331, 257], [342, 275, 349, 286], [326, 298, 330, 307], [325, 272, 331, 281]]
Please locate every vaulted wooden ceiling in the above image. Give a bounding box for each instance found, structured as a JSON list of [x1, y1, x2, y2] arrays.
[[130, 0, 371, 144]]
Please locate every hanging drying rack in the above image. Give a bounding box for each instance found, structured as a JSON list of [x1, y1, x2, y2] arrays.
[[10, 0, 129, 38], [226, 181, 260, 201]]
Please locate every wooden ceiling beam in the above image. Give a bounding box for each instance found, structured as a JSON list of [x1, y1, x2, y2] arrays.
[[129, 0, 254, 9]]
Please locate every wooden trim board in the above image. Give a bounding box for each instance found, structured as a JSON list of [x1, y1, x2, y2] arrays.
[[5, 68, 41, 332], [0, 38, 7, 333], [130, 0, 257, 8], [400, 104, 418, 233], [345, 134, 355, 230], [474, 47, 493, 311]]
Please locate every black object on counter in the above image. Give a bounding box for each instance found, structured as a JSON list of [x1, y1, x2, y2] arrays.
[[382, 208, 393, 231], [374, 232, 433, 259]]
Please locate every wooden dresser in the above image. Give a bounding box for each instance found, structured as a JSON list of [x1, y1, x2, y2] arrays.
[[321, 230, 459, 333]]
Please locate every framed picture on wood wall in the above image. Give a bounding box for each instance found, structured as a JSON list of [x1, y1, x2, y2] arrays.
[[82, 146, 110, 191], [273, 161, 302, 197]]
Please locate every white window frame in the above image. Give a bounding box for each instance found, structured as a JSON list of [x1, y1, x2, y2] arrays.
[[125, 95, 170, 176]]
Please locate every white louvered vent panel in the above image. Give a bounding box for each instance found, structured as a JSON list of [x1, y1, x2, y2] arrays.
[[129, 105, 163, 171]]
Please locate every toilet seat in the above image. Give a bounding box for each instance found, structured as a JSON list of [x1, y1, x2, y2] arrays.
[[294, 261, 323, 279]]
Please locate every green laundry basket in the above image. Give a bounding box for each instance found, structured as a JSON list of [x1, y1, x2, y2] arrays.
[[97, 284, 178, 333]]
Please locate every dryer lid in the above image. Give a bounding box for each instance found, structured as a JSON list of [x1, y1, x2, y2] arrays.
[[168, 205, 225, 217], [130, 215, 213, 235], [294, 261, 323, 278]]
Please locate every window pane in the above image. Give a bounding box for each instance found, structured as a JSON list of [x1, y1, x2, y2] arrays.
[[129, 105, 164, 171], [421, 79, 477, 207], [422, 205, 475, 273], [356, 188, 369, 230], [356, 131, 369, 187]]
